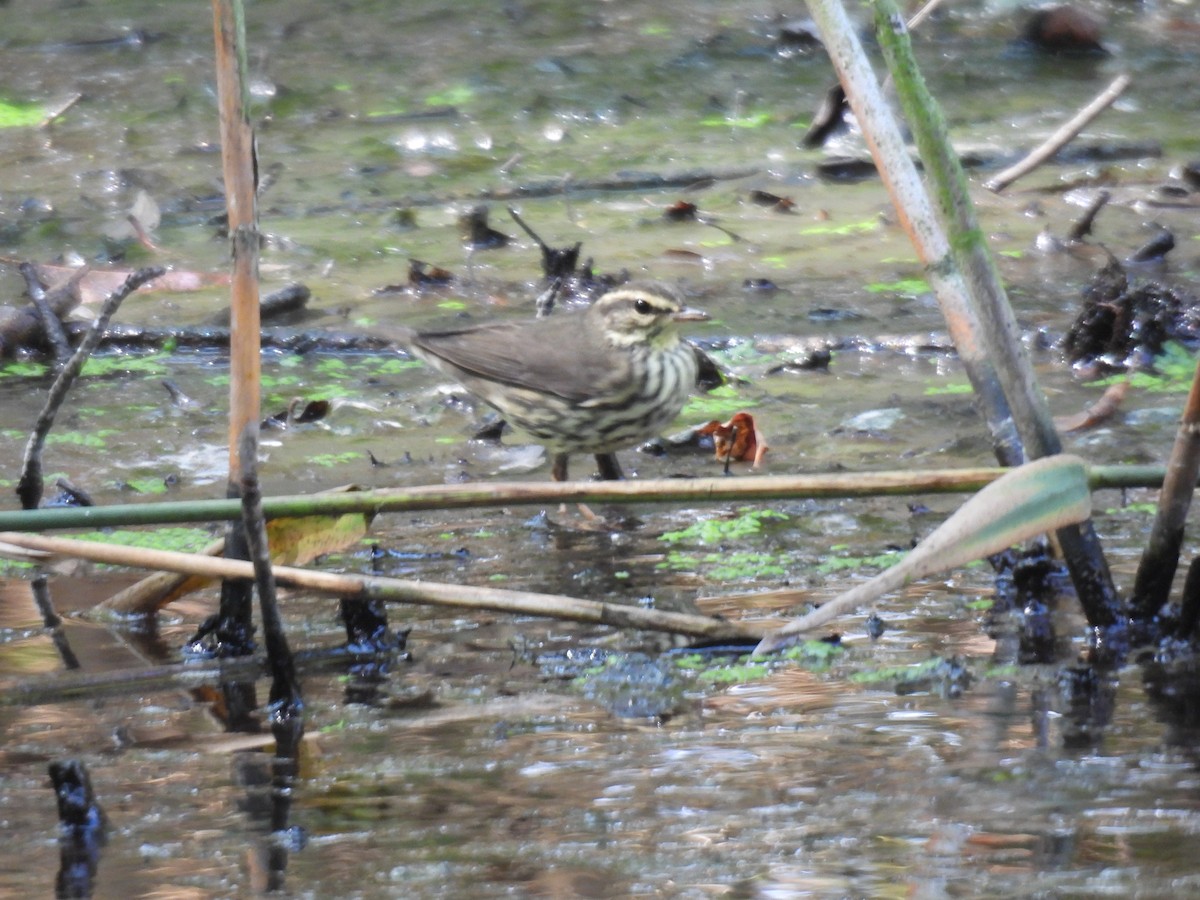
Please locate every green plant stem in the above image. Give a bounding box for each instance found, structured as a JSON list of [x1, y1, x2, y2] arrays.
[[0, 465, 1175, 533], [870, 0, 1057, 462], [867, 0, 1119, 626], [803, 0, 1021, 464]]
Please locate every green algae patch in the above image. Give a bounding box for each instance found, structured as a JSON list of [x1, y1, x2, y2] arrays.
[[1095, 342, 1194, 393], [924, 380, 974, 396], [865, 278, 929, 296], [0, 98, 48, 128], [673, 639, 843, 685], [816, 548, 905, 575], [660, 508, 788, 545], [71, 526, 215, 555], [848, 655, 972, 698], [681, 383, 754, 420], [658, 549, 787, 581]]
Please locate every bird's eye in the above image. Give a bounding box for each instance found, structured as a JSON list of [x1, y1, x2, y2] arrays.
[[634, 298, 653, 315]]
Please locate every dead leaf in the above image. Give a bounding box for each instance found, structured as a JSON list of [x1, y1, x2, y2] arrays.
[[408, 258, 454, 288], [13, 261, 230, 306], [96, 486, 374, 616], [263, 398, 331, 429], [697, 411, 769, 467], [663, 200, 699, 221], [662, 248, 705, 263]]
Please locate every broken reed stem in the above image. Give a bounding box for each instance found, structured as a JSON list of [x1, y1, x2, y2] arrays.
[[0, 464, 1176, 533], [0, 531, 765, 643], [211, 0, 261, 484], [1130, 358, 1200, 619]]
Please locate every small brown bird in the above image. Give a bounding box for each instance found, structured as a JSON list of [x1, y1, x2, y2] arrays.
[[397, 282, 703, 481]]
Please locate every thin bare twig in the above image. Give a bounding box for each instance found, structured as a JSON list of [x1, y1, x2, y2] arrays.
[[15, 267, 164, 510], [906, 0, 949, 30], [0, 264, 88, 358], [38, 92, 81, 128], [985, 74, 1132, 193], [30, 574, 81, 670], [1067, 189, 1110, 242]]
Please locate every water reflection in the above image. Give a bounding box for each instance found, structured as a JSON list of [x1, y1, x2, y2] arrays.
[[5, 567, 1200, 895]]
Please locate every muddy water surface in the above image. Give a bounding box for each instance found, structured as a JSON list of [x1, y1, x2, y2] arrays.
[[3, 1, 1200, 897]]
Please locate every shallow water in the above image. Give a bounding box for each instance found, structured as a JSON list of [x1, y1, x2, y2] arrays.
[[3, 1, 1200, 897]]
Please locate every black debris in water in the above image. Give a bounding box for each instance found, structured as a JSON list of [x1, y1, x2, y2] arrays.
[[1063, 257, 1200, 370], [48, 759, 108, 900]]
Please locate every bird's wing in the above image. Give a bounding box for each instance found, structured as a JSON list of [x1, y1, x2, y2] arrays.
[[411, 317, 627, 403]]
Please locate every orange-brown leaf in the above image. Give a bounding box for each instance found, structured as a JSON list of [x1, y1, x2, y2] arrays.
[[698, 411, 769, 467], [20, 261, 229, 306]]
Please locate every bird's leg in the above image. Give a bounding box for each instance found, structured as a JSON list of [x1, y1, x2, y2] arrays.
[[594, 453, 624, 481], [551, 451, 598, 519], [573, 452, 629, 521], [551, 453, 570, 482]]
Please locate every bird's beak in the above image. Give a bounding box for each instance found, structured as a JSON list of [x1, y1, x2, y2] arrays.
[[673, 307, 709, 323]]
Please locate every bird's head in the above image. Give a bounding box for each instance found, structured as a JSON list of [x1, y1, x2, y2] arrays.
[[589, 283, 707, 348]]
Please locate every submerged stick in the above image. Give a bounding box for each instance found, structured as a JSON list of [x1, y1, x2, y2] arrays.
[[38, 93, 82, 128], [0, 532, 764, 643], [238, 425, 302, 710], [0, 643, 359, 708], [18, 262, 71, 364]]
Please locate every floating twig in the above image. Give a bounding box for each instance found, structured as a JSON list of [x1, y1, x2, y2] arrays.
[[0, 531, 765, 643], [38, 92, 81, 128], [985, 74, 1132, 193]]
